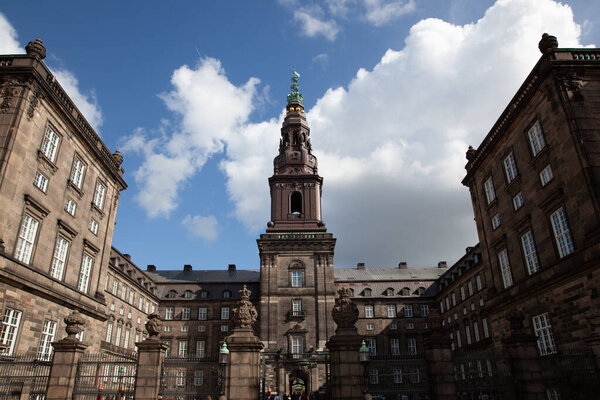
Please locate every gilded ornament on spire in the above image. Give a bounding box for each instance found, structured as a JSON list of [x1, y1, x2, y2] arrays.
[[287, 67, 303, 104]]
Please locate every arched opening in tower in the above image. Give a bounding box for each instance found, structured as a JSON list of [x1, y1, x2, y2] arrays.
[[290, 191, 302, 215]]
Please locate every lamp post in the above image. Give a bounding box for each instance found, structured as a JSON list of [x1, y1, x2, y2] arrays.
[[359, 340, 370, 396], [219, 342, 229, 398]]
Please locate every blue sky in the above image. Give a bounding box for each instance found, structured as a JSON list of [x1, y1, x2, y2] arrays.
[[1, 0, 598, 270]]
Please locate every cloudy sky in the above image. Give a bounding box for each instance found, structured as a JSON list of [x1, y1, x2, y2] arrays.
[[1, 0, 598, 270]]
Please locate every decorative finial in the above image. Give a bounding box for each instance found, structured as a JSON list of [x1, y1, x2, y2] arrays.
[[331, 287, 359, 332], [287, 67, 303, 104], [112, 149, 123, 166], [25, 38, 46, 60], [466, 146, 476, 162], [232, 285, 258, 329], [538, 33, 558, 55], [145, 312, 162, 338], [64, 310, 86, 340]]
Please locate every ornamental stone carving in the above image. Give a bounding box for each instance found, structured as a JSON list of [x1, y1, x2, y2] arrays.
[[25, 38, 46, 60], [145, 312, 162, 338], [232, 285, 258, 329], [332, 287, 359, 331], [64, 310, 85, 340]]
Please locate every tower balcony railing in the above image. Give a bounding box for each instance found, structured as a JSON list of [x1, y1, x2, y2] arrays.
[[262, 232, 332, 240], [286, 310, 306, 320]]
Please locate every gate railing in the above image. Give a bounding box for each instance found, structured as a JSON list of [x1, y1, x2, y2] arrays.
[[72, 353, 137, 400], [160, 356, 222, 400], [452, 351, 516, 400], [0, 354, 51, 400], [365, 353, 430, 400]]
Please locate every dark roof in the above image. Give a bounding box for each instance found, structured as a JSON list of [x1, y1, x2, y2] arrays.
[[145, 270, 260, 284], [334, 267, 446, 282]]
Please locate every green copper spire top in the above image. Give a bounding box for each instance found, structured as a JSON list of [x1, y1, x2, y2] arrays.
[[287, 67, 303, 104]]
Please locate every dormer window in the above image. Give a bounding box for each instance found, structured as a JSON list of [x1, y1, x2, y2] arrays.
[[183, 290, 193, 299], [290, 191, 302, 215], [223, 290, 231, 299], [416, 287, 425, 296], [401, 287, 411, 296], [362, 288, 372, 297], [385, 288, 394, 296], [166, 290, 177, 298], [200, 290, 209, 299]]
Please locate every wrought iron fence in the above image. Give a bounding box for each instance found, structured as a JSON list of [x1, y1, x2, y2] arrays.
[[452, 351, 516, 400], [160, 356, 222, 400], [72, 353, 137, 400], [365, 353, 430, 400], [539, 347, 600, 400], [0, 354, 51, 400]]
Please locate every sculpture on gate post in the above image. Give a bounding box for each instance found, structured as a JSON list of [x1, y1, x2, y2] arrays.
[[232, 285, 258, 329], [331, 287, 359, 333], [145, 312, 162, 338], [64, 310, 86, 341]]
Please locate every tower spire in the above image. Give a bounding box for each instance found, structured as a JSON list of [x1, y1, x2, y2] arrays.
[[287, 67, 303, 104]]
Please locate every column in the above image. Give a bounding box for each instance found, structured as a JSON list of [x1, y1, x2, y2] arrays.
[[134, 313, 167, 400], [423, 309, 456, 400]]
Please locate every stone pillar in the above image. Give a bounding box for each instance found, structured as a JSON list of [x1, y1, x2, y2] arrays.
[[134, 313, 167, 400], [502, 310, 545, 399], [224, 285, 264, 400], [584, 303, 600, 371], [326, 288, 365, 400], [423, 309, 456, 400], [46, 310, 88, 400]]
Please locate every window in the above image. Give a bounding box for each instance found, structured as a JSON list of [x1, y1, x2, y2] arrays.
[[292, 299, 302, 316], [439, 301, 444, 313], [112, 280, 119, 296], [369, 369, 379, 384], [165, 308, 174, 320], [407, 338, 417, 355], [291, 336, 303, 357], [40, 125, 60, 162], [385, 288, 394, 296], [76, 330, 85, 342], [182, 307, 191, 320], [406, 322, 414, 329], [89, 218, 99, 235], [416, 287, 425, 296], [483, 176, 496, 205], [220, 325, 229, 332], [476, 275, 482, 291], [528, 121, 546, 156], [194, 370, 204, 386], [200, 290, 208, 299], [33, 171, 49, 193], [15, 213, 39, 264], [0, 308, 22, 355], [389, 322, 397, 330], [367, 338, 376, 356], [465, 325, 472, 344], [176, 371, 185, 387], [364, 305, 374, 318], [400, 287, 410, 296], [144, 301, 149, 314], [387, 305, 396, 318], [78, 254, 94, 293], [503, 152, 518, 182], [539, 165, 554, 186], [551, 208, 574, 258], [120, 285, 127, 301], [521, 230, 540, 275], [498, 249, 513, 288], [456, 330, 462, 348], [362, 288, 372, 297], [119, 306, 124, 316], [546, 387, 561, 400], [198, 307, 207, 320], [445, 297, 450, 310], [473, 322, 480, 342], [532, 313, 557, 355], [482, 318, 489, 338], [390, 338, 400, 355], [420, 305, 429, 317], [290, 191, 302, 214], [467, 281, 473, 296], [164, 326, 171, 332], [291, 270, 303, 287], [513, 192, 524, 210], [105, 323, 113, 343], [198, 325, 206, 332], [411, 368, 421, 383], [70, 156, 86, 189], [366, 323, 374, 331], [451, 293, 456, 306], [163, 340, 171, 357], [124, 329, 130, 349], [491, 214, 501, 230], [404, 305, 413, 317], [222, 290, 231, 299], [115, 326, 122, 346], [196, 341, 206, 358], [460, 286, 466, 300], [393, 369, 402, 384], [181, 326, 188, 332], [138, 296, 143, 309], [65, 198, 77, 216], [50, 236, 69, 280], [93, 181, 106, 209], [184, 290, 193, 299], [129, 291, 134, 305], [178, 340, 188, 357], [221, 307, 230, 320], [166, 290, 177, 298]]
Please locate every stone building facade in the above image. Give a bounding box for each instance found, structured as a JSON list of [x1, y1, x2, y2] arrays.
[[0, 39, 126, 356]]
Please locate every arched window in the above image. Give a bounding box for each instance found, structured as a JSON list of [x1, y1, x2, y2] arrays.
[[183, 290, 193, 299], [416, 287, 426, 296], [200, 290, 209, 299], [401, 287, 411, 296], [385, 288, 394, 296], [290, 191, 302, 215], [166, 290, 177, 298], [223, 290, 231, 299], [348, 288, 354, 297], [362, 288, 372, 297]]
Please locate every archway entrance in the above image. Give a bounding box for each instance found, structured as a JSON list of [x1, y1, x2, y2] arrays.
[[289, 369, 309, 397]]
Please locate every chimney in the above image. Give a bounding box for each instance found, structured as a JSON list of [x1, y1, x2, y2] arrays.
[[228, 264, 236, 272], [147, 265, 156, 272], [357, 263, 365, 270], [438, 261, 448, 269], [184, 264, 192, 272], [123, 254, 131, 261], [398, 262, 408, 269]]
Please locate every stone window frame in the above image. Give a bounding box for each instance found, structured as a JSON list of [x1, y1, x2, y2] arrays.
[[526, 119, 547, 158], [483, 176, 496, 206], [549, 206, 575, 259], [68, 152, 87, 192], [502, 150, 519, 184], [520, 229, 540, 275], [38, 121, 62, 165], [0, 306, 23, 355], [49, 220, 77, 281], [288, 260, 305, 288], [14, 195, 49, 265], [33, 170, 49, 193]]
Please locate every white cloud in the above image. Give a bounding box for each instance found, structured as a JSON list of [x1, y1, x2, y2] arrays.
[[127, 0, 586, 267], [294, 7, 340, 41], [182, 214, 219, 241], [0, 13, 103, 131], [363, 0, 416, 26]]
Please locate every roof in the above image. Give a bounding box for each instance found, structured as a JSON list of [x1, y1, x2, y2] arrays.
[[144, 270, 260, 284], [334, 267, 446, 282]]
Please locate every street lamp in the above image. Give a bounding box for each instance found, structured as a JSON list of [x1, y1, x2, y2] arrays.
[[359, 340, 370, 395], [219, 342, 229, 398]]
